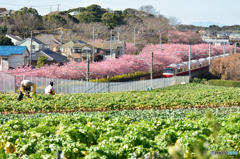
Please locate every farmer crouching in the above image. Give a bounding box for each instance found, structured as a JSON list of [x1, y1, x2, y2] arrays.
[[45, 81, 55, 95], [17, 80, 36, 101]]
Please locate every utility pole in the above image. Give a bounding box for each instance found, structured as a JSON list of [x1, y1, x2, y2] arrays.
[[30, 31, 32, 65], [92, 27, 100, 62], [117, 28, 120, 41], [60, 29, 63, 55], [209, 43, 211, 66], [223, 42, 226, 57], [86, 57, 90, 81], [159, 30, 162, 53], [92, 27, 94, 62], [57, 4, 60, 11], [134, 27, 136, 50], [151, 52, 153, 87], [189, 45, 191, 79], [235, 42, 237, 54], [110, 29, 112, 58]]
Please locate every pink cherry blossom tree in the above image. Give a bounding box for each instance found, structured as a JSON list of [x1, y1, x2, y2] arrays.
[[6, 44, 239, 80]]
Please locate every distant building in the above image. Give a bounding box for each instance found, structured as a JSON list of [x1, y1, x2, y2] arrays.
[[34, 34, 61, 52], [31, 49, 68, 66], [0, 9, 15, 17], [62, 40, 97, 62], [69, 11, 81, 16], [101, 40, 126, 60], [229, 33, 240, 41], [18, 37, 48, 53], [0, 46, 29, 71], [5, 34, 23, 45]]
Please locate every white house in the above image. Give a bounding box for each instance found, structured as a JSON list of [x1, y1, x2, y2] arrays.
[[0, 46, 29, 71], [5, 34, 23, 45], [18, 37, 48, 53], [101, 40, 126, 60]]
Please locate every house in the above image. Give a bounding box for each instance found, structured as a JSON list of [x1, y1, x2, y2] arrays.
[[217, 33, 228, 39], [5, 34, 23, 45], [69, 11, 81, 16], [0, 8, 7, 12], [0, 10, 15, 17], [229, 33, 240, 41], [101, 40, 126, 60], [0, 46, 29, 71], [34, 34, 61, 52], [31, 49, 68, 66], [87, 42, 104, 61], [17, 37, 48, 53], [62, 41, 97, 62]]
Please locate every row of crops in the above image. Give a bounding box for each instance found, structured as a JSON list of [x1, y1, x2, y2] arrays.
[[1, 83, 240, 113], [0, 83, 240, 158], [0, 107, 240, 158]]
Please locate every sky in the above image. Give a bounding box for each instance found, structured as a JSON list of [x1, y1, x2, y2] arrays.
[[1, 0, 239, 27]]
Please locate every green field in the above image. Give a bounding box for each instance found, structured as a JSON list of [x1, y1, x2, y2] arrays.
[[1, 83, 240, 114], [0, 83, 240, 158]]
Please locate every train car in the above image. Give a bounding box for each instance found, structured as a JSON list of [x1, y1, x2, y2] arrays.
[[163, 54, 230, 78]]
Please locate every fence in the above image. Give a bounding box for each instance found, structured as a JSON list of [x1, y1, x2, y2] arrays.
[[0, 72, 189, 94], [0, 72, 15, 93]]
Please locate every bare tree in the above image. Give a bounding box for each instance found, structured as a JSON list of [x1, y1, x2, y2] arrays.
[[168, 16, 181, 30], [13, 14, 40, 38], [139, 5, 157, 16]]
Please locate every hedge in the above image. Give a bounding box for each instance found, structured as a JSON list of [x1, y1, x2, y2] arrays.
[[208, 79, 240, 87], [90, 71, 151, 82]]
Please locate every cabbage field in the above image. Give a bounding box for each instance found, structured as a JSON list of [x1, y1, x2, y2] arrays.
[[0, 83, 240, 159]]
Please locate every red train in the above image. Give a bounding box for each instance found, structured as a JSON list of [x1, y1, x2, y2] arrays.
[[163, 54, 230, 77]]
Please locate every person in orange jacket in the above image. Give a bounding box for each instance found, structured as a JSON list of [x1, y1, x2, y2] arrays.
[[17, 80, 36, 101]]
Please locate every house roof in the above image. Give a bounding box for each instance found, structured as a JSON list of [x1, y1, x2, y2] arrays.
[[0, 10, 15, 15], [0, 46, 27, 56], [69, 11, 81, 16], [32, 49, 68, 62], [76, 40, 87, 44], [87, 42, 103, 48], [35, 34, 61, 45], [0, 8, 7, 12], [63, 41, 92, 48], [6, 34, 23, 41], [102, 40, 125, 50], [18, 37, 45, 45]]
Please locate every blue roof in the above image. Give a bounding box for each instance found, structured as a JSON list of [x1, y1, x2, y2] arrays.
[[0, 46, 27, 56]]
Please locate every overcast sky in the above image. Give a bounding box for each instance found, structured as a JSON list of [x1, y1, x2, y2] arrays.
[[1, 0, 239, 26]]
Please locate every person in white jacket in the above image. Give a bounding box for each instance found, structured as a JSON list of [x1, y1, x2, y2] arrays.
[[45, 81, 55, 95]]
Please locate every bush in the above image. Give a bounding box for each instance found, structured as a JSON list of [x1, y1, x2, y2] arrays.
[[200, 78, 207, 84], [90, 71, 150, 82], [208, 79, 240, 87], [190, 78, 201, 83]]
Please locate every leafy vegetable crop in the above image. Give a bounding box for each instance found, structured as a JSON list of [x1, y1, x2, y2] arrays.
[[0, 107, 239, 158], [1, 83, 240, 114]]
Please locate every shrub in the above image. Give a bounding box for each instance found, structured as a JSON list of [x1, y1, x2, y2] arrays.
[[208, 79, 240, 87], [190, 78, 201, 83], [200, 78, 207, 84]]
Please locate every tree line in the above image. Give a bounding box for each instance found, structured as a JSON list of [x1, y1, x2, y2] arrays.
[[0, 5, 177, 45]]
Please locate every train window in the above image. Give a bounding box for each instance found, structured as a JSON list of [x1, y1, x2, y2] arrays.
[[163, 68, 174, 73], [200, 63, 202, 67]]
